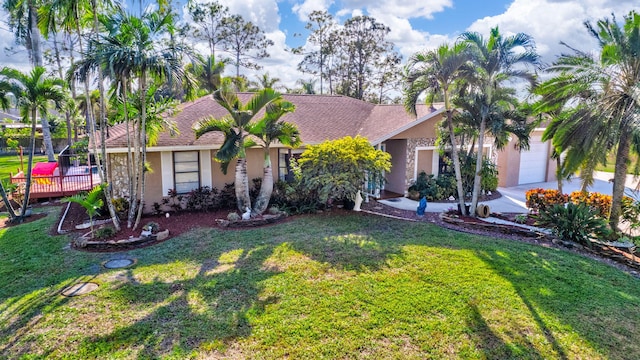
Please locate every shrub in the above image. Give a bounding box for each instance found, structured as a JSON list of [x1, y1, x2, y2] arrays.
[[271, 179, 322, 214], [407, 171, 436, 200], [143, 221, 160, 233], [218, 183, 237, 210], [112, 197, 130, 219], [535, 203, 610, 247], [525, 188, 568, 213], [186, 186, 216, 211], [95, 226, 116, 239], [297, 136, 391, 203], [162, 189, 185, 212]]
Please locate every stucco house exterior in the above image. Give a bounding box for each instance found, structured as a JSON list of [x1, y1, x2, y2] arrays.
[[103, 93, 555, 211]]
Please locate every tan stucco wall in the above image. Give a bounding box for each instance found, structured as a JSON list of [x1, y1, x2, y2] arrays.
[[390, 114, 443, 140], [497, 141, 523, 187], [143, 152, 163, 211], [384, 139, 407, 194], [417, 149, 434, 176]]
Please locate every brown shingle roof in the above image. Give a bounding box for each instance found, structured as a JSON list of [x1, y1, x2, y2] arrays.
[[104, 93, 442, 150]]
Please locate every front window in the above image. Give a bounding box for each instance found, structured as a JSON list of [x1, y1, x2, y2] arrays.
[[278, 149, 304, 182], [173, 151, 200, 194]]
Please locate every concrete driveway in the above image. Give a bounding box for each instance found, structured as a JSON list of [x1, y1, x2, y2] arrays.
[[378, 171, 640, 214]]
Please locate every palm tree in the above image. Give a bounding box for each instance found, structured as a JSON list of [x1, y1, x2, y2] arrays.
[[62, 184, 105, 237], [194, 85, 282, 212], [249, 72, 282, 91], [537, 11, 640, 232], [75, 7, 190, 229], [0, 66, 67, 222], [404, 42, 473, 214], [248, 98, 300, 215], [187, 54, 225, 94], [460, 27, 539, 215], [4, 0, 56, 162]]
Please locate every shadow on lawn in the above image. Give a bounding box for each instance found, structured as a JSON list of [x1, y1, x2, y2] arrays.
[[4, 211, 640, 358], [72, 213, 410, 358]]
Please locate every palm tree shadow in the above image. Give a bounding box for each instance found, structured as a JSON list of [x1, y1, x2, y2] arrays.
[[76, 241, 280, 358]]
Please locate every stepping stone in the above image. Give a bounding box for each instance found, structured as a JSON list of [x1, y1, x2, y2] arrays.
[[62, 282, 99, 297], [103, 258, 135, 269]]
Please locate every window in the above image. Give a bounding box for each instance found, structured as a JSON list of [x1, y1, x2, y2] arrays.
[[278, 149, 304, 182], [173, 151, 200, 193]]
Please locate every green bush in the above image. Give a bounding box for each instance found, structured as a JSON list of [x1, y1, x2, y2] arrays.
[[535, 203, 610, 247], [95, 226, 116, 239], [297, 136, 391, 203], [271, 179, 322, 214]]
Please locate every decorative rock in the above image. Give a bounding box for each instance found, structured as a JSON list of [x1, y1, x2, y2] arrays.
[[156, 229, 170, 241], [448, 196, 455, 201], [141, 229, 152, 237]]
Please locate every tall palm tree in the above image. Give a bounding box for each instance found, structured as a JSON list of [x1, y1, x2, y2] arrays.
[[248, 98, 300, 215], [460, 27, 539, 215], [404, 42, 473, 214], [194, 85, 282, 212], [0, 66, 67, 222], [538, 11, 640, 231], [75, 7, 190, 229], [187, 54, 225, 94], [5, 0, 56, 162]]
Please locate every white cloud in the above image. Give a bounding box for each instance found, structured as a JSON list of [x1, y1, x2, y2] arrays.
[[465, 0, 639, 66], [220, 0, 281, 32], [292, 0, 335, 21]]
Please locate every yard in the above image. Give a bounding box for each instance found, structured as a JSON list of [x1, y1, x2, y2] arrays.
[[1, 207, 639, 359], [0, 154, 48, 182]]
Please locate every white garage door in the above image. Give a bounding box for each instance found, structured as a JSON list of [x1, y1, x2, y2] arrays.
[[518, 136, 548, 184]]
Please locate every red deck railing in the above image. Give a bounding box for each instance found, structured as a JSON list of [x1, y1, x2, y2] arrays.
[[10, 167, 98, 199]]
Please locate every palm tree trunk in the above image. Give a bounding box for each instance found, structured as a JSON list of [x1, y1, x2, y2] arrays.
[[18, 108, 38, 223], [0, 180, 17, 221], [235, 157, 251, 212], [470, 117, 486, 215], [609, 129, 631, 232], [133, 74, 148, 230], [253, 148, 273, 215], [51, 35, 73, 147], [40, 118, 56, 161], [556, 157, 563, 194]]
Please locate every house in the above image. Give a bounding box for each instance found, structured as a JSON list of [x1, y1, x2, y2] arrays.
[[103, 93, 555, 211]]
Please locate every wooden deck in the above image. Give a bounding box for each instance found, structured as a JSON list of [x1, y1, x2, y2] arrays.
[[10, 166, 100, 200]]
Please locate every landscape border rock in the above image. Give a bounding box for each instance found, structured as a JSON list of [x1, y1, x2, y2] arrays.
[[215, 213, 287, 228]]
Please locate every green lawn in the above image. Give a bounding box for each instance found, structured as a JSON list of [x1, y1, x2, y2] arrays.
[[0, 154, 48, 182], [1, 208, 639, 359]]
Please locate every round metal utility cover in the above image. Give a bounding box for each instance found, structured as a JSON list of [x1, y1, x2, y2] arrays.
[[62, 282, 99, 297], [103, 259, 135, 269]]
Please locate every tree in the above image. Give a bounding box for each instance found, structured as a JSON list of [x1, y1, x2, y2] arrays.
[[0, 66, 67, 222], [220, 14, 273, 77], [334, 15, 396, 101], [248, 98, 300, 215], [4, 0, 57, 162], [249, 72, 282, 91], [297, 136, 391, 204], [62, 184, 105, 237], [75, 8, 190, 229], [404, 43, 473, 214], [186, 0, 229, 60], [460, 27, 539, 215], [193, 85, 282, 212], [187, 54, 225, 94], [295, 10, 335, 95], [537, 11, 640, 232]]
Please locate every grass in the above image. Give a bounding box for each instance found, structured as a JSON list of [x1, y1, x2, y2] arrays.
[[1, 208, 639, 359], [595, 151, 638, 173], [0, 154, 48, 183]]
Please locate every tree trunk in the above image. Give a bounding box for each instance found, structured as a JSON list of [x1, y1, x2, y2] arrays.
[[609, 129, 631, 232], [133, 74, 148, 230], [253, 148, 273, 215], [470, 117, 486, 216], [0, 180, 17, 221], [51, 35, 73, 147], [28, 3, 43, 67], [235, 157, 251, 212], [18, 108, 39, 223], [447, 112, 467, 214], [40, 118, 56, 161], [556, 156, 563, 194]]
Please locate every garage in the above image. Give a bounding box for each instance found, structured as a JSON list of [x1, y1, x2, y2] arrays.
[[518, 134, 549, 184]]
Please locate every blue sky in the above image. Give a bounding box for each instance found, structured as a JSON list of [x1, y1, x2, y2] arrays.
[[1, 0, 638, 90]]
